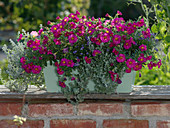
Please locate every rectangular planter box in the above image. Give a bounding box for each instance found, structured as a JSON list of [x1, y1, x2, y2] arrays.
[[43, 63, 136, 93]]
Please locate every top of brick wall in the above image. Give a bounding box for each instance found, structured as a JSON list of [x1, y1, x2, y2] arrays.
[[0, 85, 170, 102]]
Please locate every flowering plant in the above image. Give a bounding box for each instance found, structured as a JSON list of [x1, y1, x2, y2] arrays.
[[18, 11, 161, 100]]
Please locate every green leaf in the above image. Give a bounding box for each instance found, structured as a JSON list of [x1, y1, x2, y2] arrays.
[[164, 44, 170, 54], [165, 34, 170, 43], [151, 24, 158, 33]]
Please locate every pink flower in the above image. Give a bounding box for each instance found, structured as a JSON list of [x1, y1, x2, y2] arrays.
[[20, 57, 26, 64], [69, 22, 76, 29], [116, 54, 126, 63], [112, 48, 119, 55], [133, 63, 142, 71], [30, 31, 38, 37], [148, 61, 153, 70], [38, 29, 43, 36], [88, 29, 95, 35], [126, 68, 132, 73], [100, 33, 110, 43], [71, 77, 76, 81], [54, 61, 60, 68], [137, 18, 145, 27], [142, 28, 151, 38], [68, 34, 78, 44], [126, 58, 135, 68], [47, 21, 51, 25], [117, 10, 122, 15], [112, 35, 121, 45], [84, 56, 91, 64], [105, 13, 110, 17], [51, 25, 58, 33], [92, 50, 101, 56], [157, 59, 162, 68], [17, 34, 23, 42], [139, 44, 147, 51], [59, 81, 66, 88], [124, 40, 132, 49], [146, 55, 152, 60], [77, 30, 85, 36], [116, 23, 125, 32], [86, 22, 94, 28], [32, 65, 41, 74], [62, 17, 69, 23], [56, 16, 60, 20], [138, 56, 146, 63], [60, 58, 68, 66], [76, 10, 80, 15], [57, 68, 64, 75], [54, 39, 61, 45], [27, 40, 33, 47], [67, 60, 74, 67]]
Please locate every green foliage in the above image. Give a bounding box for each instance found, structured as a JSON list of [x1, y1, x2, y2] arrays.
[[0, 59, 8, 85], [0, 0, 90, 32]]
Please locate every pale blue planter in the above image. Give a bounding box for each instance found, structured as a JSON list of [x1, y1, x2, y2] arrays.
[[43, 64, 136, 93]]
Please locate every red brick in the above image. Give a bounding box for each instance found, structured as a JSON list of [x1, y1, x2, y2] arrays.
[[131, 102, 170, 116], [157, 120, 170, 128], [50, 119, 96, 128], [28, 103, 74, 117], [103, 119, 149, 128], [78, 103, 123, 116], [0, 103, 22, 116], [0, 120, 44, 128]]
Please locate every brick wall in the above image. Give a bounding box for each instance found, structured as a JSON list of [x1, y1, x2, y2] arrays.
[[0, 100, 170, 128]]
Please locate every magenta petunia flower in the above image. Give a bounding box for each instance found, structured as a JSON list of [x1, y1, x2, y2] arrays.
[[116, 23, 125, 32], [88, 29, 95, 35], [68, 34, 78, 44], [133, 63, 142, 71], [67, 60, 74, 67], [17, 34, 23, 42], [157, 59, 162, 68], [47, 21, 51, 25], [112, 35, 121, 45], [32, 65, 42, 74], [54, 39, 61, 45], [84, 56, 91, 64], [139, 44, 147, 51], [142, 28, 151, 38], [71, 77, 76, 81], [77, 30, 85, 37], [51, 25, 58, 33], [100, 33, 110, 43], [126, 58, 135, 68], [76, 10, 80, 15], [126, 68, 132, 73], [124, 40, 132, 49], [54, 61, 60, 68], [148, 61, 153, 70], [146, 55, 152, 60], [69, 22, 76, 29], [62, 17, 69, 23], [117, 10, 122, 15], [27, 40, 33, 47], [137, 18, 145, 27], [57, 68, 64, 75], [92, 50, 102, 56], [138, 56, 146, 63], [20, 57, 26, 64], [112, 48, 119, 55], [59, 81, 66, 88], [38, 29, 43, 36], [60, 58, 68, 66], [116, 54, 126, 63]]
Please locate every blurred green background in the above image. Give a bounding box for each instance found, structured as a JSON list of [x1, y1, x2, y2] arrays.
[[0, 0, 169, 85]]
